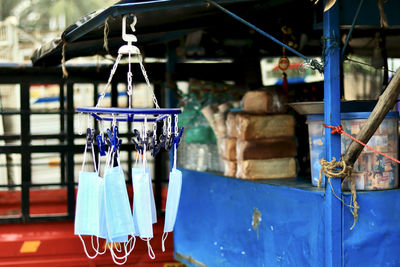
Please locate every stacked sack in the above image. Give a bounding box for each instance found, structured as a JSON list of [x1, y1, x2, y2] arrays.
[[201, 101, 240, 173], [224, 89, 297, 179]]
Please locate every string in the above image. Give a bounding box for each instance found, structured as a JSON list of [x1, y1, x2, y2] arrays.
[[206, 0, 324, 73], [61, 42, 68, 78], [344, 56, 395, 73], [324, 124, 400, 164], [103, 16, 111, 53]]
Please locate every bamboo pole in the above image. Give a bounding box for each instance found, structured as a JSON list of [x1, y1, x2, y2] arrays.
[[343, 67, 400, 167]]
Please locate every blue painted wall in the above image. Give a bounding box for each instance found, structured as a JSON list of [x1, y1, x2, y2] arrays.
[[174, 170, 400, 266], [174, 169, 326, 267], [343, 190, 400, 267]]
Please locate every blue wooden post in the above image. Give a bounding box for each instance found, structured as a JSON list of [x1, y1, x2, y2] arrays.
[[323, 2, 342, 267]]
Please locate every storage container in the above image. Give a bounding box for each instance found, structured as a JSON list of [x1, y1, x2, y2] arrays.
[[307, 112, 398, 190]]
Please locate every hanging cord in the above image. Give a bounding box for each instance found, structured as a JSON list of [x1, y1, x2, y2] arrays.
[[378, 0, 389, 28], [61, 42, 68, 78], [321, 122, 400, 230], [103, 16, 111, 53], [138, 54, 160, 108], [341, 0, 365, 61], [206, 0, 324, 73], [318, 157, 358, 230], [96, 54, 123, 108], [344, 56, 395, 74]]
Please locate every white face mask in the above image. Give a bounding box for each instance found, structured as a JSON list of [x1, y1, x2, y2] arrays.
[[103, 150, 136, 264], [75, 139, 103, 259], [162, 144, 182, 252], [75, 171, 102, 259]]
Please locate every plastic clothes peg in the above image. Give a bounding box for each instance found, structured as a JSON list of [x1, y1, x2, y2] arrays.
[[96, 135, 106, 156], [107, 126, 121, 152], [173, 127, 185, 149]]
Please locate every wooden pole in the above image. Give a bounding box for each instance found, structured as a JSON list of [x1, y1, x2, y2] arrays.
[[343, 67, 400, 167]]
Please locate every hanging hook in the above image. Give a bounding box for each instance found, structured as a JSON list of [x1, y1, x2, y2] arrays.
[[119, 15, 140, 55], [122, 15, 137, 43]]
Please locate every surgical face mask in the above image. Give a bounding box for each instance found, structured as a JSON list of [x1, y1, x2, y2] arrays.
[[162, 144, 183, 252], [75, 171, 102, 259], [132, 169, 153, 239], [132, 166, 157, 229], [104, 166, 135, 241], [132, 167, 155, 259]]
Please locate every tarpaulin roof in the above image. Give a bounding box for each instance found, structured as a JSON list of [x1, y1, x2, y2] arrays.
[[31, 0, 400, 67], [31, 0, 322, 67]]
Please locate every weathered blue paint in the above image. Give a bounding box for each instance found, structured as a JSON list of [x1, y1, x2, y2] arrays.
[[174, 169, 326, 267], [175, 169, 400, 266], [342, 190, 400, 267], [323, 2, 342, 267]]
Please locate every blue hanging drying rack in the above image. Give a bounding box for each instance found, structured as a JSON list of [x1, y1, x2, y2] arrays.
[[76, 15, 183, 155]]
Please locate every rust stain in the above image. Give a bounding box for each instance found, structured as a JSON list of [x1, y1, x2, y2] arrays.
[[175, 252, 207, 267], [252, 208, 262, 239]]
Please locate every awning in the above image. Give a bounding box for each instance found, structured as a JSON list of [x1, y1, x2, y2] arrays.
[[31, 0, 400, 67], [31, 0, 322, 67]]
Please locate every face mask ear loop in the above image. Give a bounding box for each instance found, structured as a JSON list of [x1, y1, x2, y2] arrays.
[[108, 243, 128, 265], [97, 152, 101, 176], [91, 235, 107, 255], [116, 149, 122, 168], [78, 235, 99, 259], [146, 238, 155, 259], [107, 240, 128, 260], [91, 143, 98, 174], [125, 235, 137, 255], [81, 143, 88, 172], [134, 149, 140, 167], [173, 143, 177, 170], [115, 242, 122, 252], [161, 232, 168, 252]]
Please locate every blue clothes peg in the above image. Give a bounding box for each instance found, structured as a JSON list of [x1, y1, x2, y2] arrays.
[[173, 127, 184, 148], [86, 128, 94, 149], [96, 135, 106, 156], [107, 126, 121, 152]]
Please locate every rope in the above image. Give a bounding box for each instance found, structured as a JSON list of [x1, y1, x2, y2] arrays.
[[322, 122, 400, 230], [378, 0, 389, 28], [324, 124, 400, 164], [61, 42, 68, 78], [104, 16, 111, 53], [318, 157, 358, 230], [206, 0, 324, 73]]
